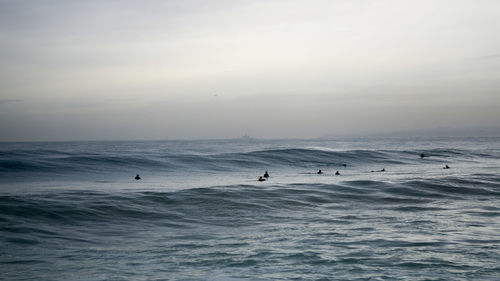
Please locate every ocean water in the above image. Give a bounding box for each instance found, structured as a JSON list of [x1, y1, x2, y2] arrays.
[[1, 137, 499, 280]]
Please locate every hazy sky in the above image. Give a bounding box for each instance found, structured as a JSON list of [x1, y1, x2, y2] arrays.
[[1, 0, 499, 141]]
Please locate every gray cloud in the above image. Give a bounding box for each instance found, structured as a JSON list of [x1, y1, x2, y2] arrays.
[[1, 0, 500, 141], [479, 53, 500, 60], [0, 99, 23, 104]]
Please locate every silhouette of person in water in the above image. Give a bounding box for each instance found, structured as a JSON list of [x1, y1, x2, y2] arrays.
[[443, 165, 450, 169], [420, 153, 425, 158], [317, 170, 323, 174], [264, 171, 269, 178], [258, 176, 266, 181], [335, 171, 340, 175], [135, 174, 141, 180]]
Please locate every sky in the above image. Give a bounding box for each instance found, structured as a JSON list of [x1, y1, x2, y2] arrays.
[[1, 0, 499, 141]]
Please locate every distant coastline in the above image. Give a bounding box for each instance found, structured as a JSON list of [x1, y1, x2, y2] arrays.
[[320, 126, 500, 139]]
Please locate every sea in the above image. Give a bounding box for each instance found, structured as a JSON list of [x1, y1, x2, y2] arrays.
[[1, 137, 499, 281]]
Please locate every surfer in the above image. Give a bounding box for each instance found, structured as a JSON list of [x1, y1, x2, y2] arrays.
[[335, 171, 340, 175], [135, 174, 141, 180], [443, 165, 450, 169], [420, 153, 425, 158], [371, 168, 385, 172], [317, 170, 323, 174], [264, 171, 269, 178], [258, 176, 266, 181]]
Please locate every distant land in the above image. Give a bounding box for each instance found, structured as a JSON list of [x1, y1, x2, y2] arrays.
[[320, 126, 500, 139], [1, 127, 499, 143]]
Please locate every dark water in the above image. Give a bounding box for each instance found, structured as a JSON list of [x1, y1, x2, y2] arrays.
[[1, 137, 499, 280]]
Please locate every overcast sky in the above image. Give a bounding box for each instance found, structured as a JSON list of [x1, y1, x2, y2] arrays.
[[1, 0, 499, 141]]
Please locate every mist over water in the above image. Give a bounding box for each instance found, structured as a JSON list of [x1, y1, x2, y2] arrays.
[[1, 137, 500, 280]]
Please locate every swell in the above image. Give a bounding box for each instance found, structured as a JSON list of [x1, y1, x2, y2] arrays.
[[1, 176, 498, 229], [1, 146, 490, 175]]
